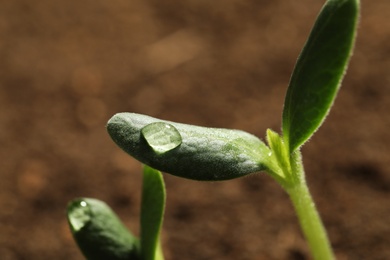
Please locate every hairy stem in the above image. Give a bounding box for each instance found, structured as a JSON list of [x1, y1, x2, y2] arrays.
[[286, 151, 334, 260]]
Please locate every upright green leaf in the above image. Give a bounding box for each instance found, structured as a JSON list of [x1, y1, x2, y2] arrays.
[[67, 198, 140, 260], [140, 166, 166, 260], [107, 113, 271, 181], [282, 0, 359, 152]]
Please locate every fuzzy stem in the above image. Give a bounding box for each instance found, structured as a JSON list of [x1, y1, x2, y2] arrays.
[[286, 151, 334, 260]]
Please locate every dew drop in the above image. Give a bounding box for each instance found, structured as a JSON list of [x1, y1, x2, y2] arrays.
[[68, 199, 91, 232], [141, 122, 182, 154]]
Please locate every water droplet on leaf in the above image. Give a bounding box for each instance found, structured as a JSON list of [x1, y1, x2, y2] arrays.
[[141, 122, 182, 154], [68, 199, 91, 232]]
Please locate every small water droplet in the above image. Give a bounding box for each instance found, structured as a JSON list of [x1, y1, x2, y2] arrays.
[[141, 122, 182, 154], [268, 152, 272, 157], [68, 199, 91, 232]]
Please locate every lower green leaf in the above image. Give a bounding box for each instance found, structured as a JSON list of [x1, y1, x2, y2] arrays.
[[67, 198, 140, 260]]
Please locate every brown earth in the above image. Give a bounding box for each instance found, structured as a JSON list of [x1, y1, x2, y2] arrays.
[[0, 0, 389, 259]]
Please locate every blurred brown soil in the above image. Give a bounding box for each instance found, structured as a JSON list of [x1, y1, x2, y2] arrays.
[[1, 0, 389, 259]]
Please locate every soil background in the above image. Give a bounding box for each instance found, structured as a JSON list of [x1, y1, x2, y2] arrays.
[[1, 0, 389, 259]]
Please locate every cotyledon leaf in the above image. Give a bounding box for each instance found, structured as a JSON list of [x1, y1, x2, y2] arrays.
[[107, 113, 272, 181]]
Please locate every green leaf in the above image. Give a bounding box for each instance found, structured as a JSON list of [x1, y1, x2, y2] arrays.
[[140, 166, 166, 260], [107, 113, 271, 181], [67, 198, 140, 260], [282, 0, 360, 152]]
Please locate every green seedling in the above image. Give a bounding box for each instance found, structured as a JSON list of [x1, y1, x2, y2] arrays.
[[68, 166, 165, 260], [67, 0, 359, 259]]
